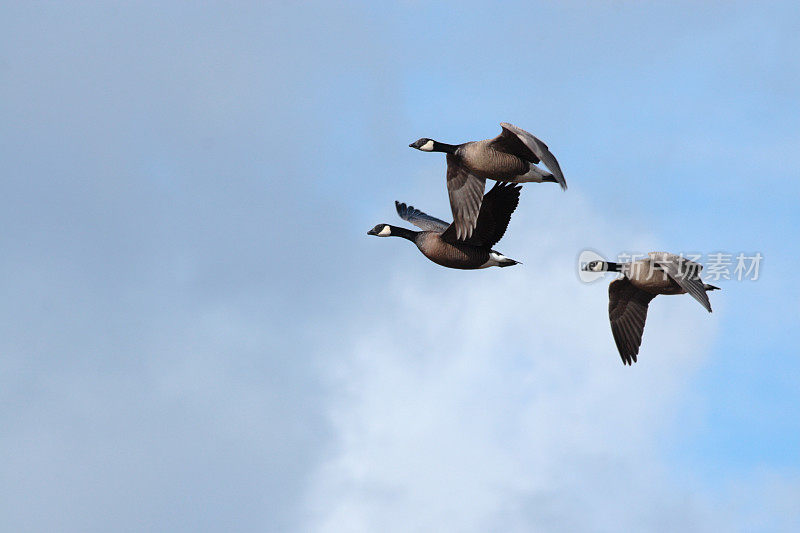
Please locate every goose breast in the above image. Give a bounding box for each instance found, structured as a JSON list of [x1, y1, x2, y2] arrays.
[[459, 141, 529, 179], [415, 232, 490, 270], [626, 259, 685, 294]]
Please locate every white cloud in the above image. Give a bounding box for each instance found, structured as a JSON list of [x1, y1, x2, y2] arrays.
[[304, 192, 798, 532]]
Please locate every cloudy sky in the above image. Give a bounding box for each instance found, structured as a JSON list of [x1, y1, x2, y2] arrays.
[[1, 1, 798, 531]]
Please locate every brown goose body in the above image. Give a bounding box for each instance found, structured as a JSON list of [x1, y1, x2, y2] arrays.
[[410, 123, 566, 240], [455, 140, 530, 181], [368, 182, 522, 270], [413, 231, 496, 270], [623, 258, 687, 295], [583, 252, 720, 365]]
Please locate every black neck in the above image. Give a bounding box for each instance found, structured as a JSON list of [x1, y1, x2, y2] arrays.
[[389, 225, 419, 241], [606, 261, 622, 272], [432, 141, 459, 154]]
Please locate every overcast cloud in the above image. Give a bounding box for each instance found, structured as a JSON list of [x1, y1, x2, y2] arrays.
[[0, 2, 798, 532]]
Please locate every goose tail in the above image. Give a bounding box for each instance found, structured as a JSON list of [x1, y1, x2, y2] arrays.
[[498, 257, 521, 267]]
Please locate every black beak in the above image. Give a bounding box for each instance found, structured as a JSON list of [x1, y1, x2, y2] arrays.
[[408, 142, 416, 148], [367, 229, 377, 236]]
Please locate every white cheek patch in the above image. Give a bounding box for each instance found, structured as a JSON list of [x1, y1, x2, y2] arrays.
[[378, 225, 391, 236], [420, 140, 434, 151]]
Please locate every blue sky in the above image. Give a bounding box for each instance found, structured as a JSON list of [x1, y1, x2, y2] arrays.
[[1, 1, 798, 531]]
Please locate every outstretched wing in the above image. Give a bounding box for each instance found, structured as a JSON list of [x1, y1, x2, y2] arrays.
[[394, 201, 450, 232], [492, 123, 566, 190], [608, 277, 657, 365], [441, 182, 521, 248], [648, 252, 712, 312], [445, 154, 486, 240]]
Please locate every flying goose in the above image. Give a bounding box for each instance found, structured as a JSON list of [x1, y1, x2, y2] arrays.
[[409, 122, 566, 240], [582, 252, 721, 365], [367, 182, 522, 269]]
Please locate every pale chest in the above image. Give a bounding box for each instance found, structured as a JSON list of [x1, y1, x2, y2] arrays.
[[625, 260, 685, 294], [459, 142, 529, 178]]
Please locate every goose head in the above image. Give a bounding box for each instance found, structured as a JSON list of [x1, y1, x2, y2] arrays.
[[367, 224, 392, 237], [582, 260, 621, 273], [582, 260, 609, 272], [409, 138, 436, 152]]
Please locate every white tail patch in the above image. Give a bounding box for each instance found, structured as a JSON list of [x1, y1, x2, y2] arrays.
[[516, 165, 550, 183], [479, 251, 510, 269]]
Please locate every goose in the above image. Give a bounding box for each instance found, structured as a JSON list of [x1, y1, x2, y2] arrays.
[[367, 182, 522, 269], [582, 252, 721, 365], [409, 122, 566, 240]]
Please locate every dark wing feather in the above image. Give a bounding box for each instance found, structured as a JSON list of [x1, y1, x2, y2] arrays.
[[394, 201, 450, 233], [445, 154, 486, 240], [442, 182, 521, 247], [652, 256, 712, 312], [494, 123, 566, 190], [608, 278, 657, 365], [490, 126, 540, 162]]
